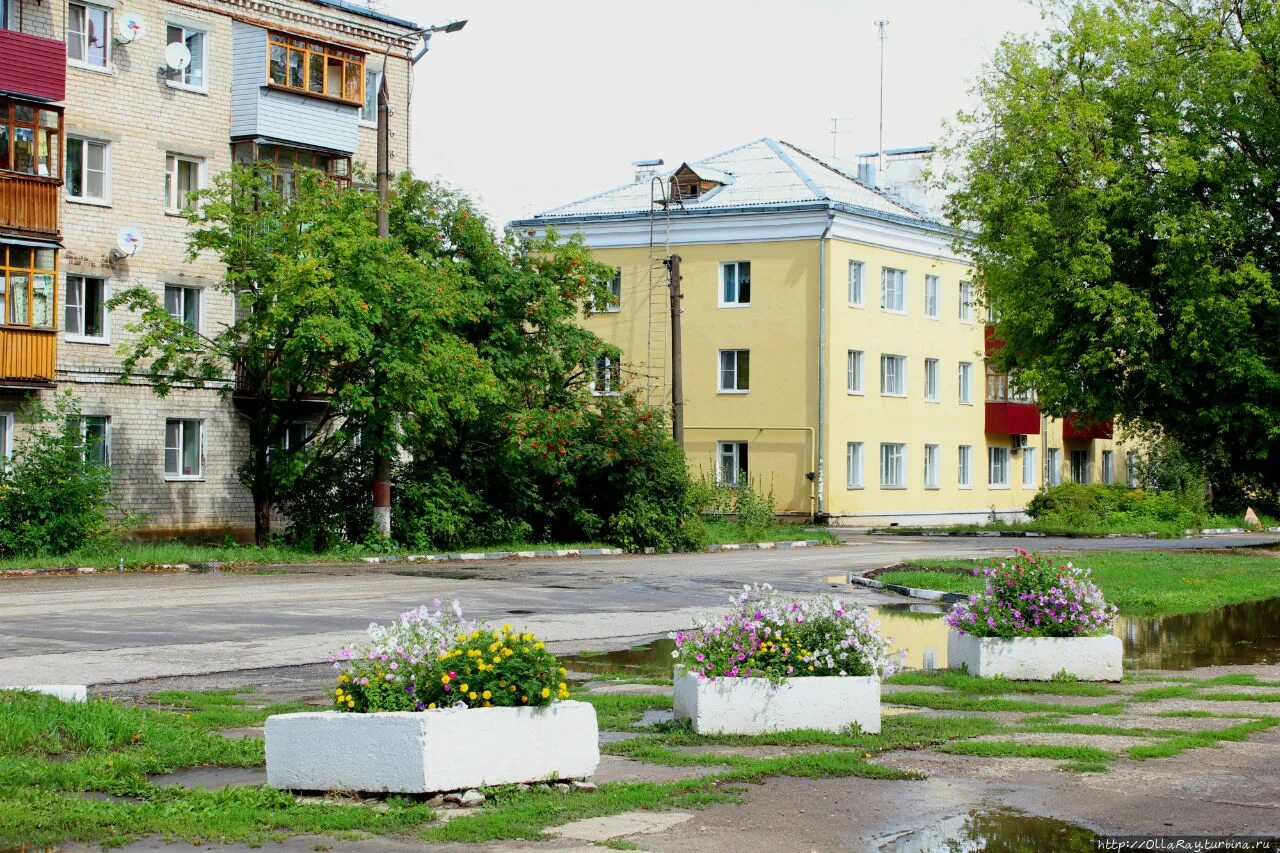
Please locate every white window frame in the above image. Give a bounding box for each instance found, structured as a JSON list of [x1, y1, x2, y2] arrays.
[[924, 274, 939, 319], [717, 440, 748, 487], [958, 361, 973, 404], [718, 349, 749, 394], [924, 358, 939, 402], [880, 267, 906, 314], [1126, 451, 1139, 488], [591, 355, 620, 396], [67, 1, 112, 72], [847, 260, 864, 307], [719, 261, 751, 307], [1022, 447, 1037, 488], [988, 446, 1010, 488], [0, 411, 13, 464], [64, 274, 110, 344], [846, 349, 864, 395], [72, 414, 111, 467], [880, 354, 906, 397], [165, 23, 208, 92], [360, 68, 383, 126], [959, 281, 975, 323], [958, 445, 972, 489], [164, 284, 203, 333], [65, 136, 111, 205], [164, 418, 205, 481], [1047, 448, 1062, 487], [1101, 450, 1115, 484], [924, 443, 940, 489], [589, 268, 622, 313], [879, 442, 906, 489], [847, 441, 864, 489], [164, 153, 205, 213]]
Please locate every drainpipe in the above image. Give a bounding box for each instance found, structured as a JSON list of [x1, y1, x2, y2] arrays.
[[815, 207, 835, 523]]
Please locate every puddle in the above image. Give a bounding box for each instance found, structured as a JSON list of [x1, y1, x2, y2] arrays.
[[148, 766, 266, 790], [390, 570, 481, 580], [506, 609, 535, 615], [563, 640, 678, 678], [879, 808, 1096, 851]]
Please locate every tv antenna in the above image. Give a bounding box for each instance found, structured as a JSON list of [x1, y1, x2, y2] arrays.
[[112, 227, 144, 261], [875, 20, 888, 172], [116, 12, 146, 44], [162, 41, 191, 73]]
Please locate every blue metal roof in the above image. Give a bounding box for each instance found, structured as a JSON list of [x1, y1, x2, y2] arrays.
[[304, 0, 421, 31]]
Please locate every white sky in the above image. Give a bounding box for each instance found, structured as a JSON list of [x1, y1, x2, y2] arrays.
[[376, 0, 1049, 227]]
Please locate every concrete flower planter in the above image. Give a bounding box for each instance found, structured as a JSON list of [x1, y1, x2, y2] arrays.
[[672, 667, 880, 735], [947, 631, 1123, 681], [264, 700, 599, 793]]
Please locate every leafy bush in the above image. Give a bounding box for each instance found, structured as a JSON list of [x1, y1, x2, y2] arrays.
[[944, 550, 1117, 638], [1025, 481, 1204, 533], [672, 583, 898, 682], [0, 394, 116, 557], [733, 477, 777, 540], [330, 601, 568, 712], [274, 433, 372, 551]]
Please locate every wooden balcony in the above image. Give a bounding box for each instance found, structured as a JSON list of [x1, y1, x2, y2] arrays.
[[0, 327, 56, 387], [0, 172, 60, 238]]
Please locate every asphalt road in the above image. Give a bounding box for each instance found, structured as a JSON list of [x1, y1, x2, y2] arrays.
[[2, 533, 1277, 686]]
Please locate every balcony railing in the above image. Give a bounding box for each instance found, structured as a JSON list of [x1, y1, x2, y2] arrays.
[[0, 327, 56, 386], [0, 29, 66, 103], [0, 172, 60, 237]]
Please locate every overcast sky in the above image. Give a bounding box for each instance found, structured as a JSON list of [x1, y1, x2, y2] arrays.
[[375, 0, 1049, 227]]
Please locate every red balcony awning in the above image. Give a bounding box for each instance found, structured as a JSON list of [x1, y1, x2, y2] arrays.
[[0, 30, 66, 103], [986, 401, 1040, 435], [1063, 415, 1113, 441]]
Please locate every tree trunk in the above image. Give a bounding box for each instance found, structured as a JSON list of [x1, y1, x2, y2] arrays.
[[254, 493, 272, 547]]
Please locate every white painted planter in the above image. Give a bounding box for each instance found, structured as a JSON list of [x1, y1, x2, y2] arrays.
[[265, 700, 599, 793], [0, 685, 87, 702], [672, 667, 880, 735], [947, 631, 1123, 682]]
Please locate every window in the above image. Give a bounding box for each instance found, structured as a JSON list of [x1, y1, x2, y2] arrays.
[[1, 245, 56, 328], [230, 141, 351, 193], [0, 100, 62, 177], [958, 362, 973, 404], [718, 349, 749, 393], [989, 446, 1010, 487], [1022, 447, 1037, 488], [164, 285, 200, 332], [848, 261, 864, 306], [959, 281, 974, 322], [65, 275, 107, 341], [880, 354, 906, 396], [847, 442, 864, 489], [67, 2, 110, 69], [590, 269, 621, 313], [880, 443, 906, 488], [361, 68, 382, 124], [165, 154, 203, 212], [880, 267, 906, 313], [717, 441, 748, 487], [846, 350, 863, 394], [275, 421, 310, 453], [65, 137, 108, 203], [164, 419, 203, 479], [268, 31, 365, 104], [1071, 449, 1091, 484], [958, 445, 972, 488], [70, 415, 110, 466], [1047, 448, 1061, 486], [720, 261, 750, 306], [591, 355, 620, 396], [924, 444, 939, 489], [924, 358, 939, 401], [924, 275, 939, 318], [1102, 450, 1115, 484], [166, 24, 207, 89], [1127, 451, 1139, 488], [0, 411, 12, 462]]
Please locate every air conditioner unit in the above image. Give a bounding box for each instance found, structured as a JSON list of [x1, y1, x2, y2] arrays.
[[1011, 434, 1029, 450]]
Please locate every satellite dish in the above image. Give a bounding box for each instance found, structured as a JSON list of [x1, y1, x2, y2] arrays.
[[163, 42, 191, 72], [112, 227, 143, 260], [116, 12, 146, 44]]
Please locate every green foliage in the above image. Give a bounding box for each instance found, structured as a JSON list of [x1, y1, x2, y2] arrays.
[[1025, 479, 1205, 533], [945, 0, 1280, 493], [0, 393, 116, 557]]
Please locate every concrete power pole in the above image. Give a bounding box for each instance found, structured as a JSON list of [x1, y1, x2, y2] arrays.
[[372, 73, 392, 538], [667, 254, 684, 448]]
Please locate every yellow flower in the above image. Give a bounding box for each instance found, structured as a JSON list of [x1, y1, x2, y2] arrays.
[[334, 688, 343, 695], [540, 687, 551, 699], [559, 667, 567, 675], [503, 648, 513, 657], [521, 695, 528, 703], [470, 631, 480, 639], [346, 700, 354, 708], [522, 646, 530, 653], [438, 652, 447, 660], [428, 702, 436, 709], [558, 682, 567, 691], [460, 683, 469, 693], [492, 656, 501, 664], [469, 691, 478, 700], [534, 641, 545, 650], [503, 623, 512, 632], [441, 674, 451, 684]]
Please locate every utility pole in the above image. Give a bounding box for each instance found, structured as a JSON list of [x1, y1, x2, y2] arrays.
[[876, 20, 889, 174], [371, 72, 392, 539], [667, 254, 684, 448]]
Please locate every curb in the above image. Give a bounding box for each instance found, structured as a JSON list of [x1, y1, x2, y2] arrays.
[[0, 561, 226, 579], [870, 527, 1280, 539], [848, 574, 969, 605]]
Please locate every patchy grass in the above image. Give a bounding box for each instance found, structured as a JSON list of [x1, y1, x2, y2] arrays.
[[1059, 761, 1110, 773], [145, 688, 313, 731], [939, 741, 1117, 762], [703, 521, 837, 546], [576, 693, 673, 730], [885, 691, 1126, 716], [1126, 719, 1280, 760], [1016, 721, 1182, 740], [877, 550, 1280, 616], [886, 670, 1115, 697]]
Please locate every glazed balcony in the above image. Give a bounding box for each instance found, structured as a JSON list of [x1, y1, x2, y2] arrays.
[[1063, 415, 1113, 441], [985, 368, 1039, 435], [0, 29, 67, 103]]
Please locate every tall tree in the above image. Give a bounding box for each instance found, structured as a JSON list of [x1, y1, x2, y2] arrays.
[[112, 166, 489, 544], [947, 0, 1280, 491]]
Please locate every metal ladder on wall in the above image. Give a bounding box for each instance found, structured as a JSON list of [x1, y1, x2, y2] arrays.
[[646, 175, 674, 409]]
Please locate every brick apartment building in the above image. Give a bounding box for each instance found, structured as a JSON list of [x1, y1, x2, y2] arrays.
[[0, 0, 422, 538]]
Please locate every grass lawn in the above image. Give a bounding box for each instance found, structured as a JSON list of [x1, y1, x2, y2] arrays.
[[873, 512, 1277, 539], [875, 550, 1280, 616]]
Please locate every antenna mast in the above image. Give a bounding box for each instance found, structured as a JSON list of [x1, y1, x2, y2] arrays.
[[875, 19, 888, 174]]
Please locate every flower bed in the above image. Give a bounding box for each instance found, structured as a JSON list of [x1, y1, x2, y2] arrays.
[[265, 601, 599, 793], [944, 551, 1122, 681], [670, 584, 895, 734]]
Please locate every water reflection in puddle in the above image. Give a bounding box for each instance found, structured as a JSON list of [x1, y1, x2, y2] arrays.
[[878, 808, 1096, 852]]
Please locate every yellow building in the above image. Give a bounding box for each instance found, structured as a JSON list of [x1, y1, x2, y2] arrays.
[[512, 139, 1130, 526]]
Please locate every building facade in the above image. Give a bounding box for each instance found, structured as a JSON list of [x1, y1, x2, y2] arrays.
[[515, 138, 1131, 526], [0, 0, 421, 538]]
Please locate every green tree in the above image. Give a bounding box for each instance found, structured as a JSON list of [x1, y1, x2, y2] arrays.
[[111, 166, 490, 545], [946, 0, 1280, 491]]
